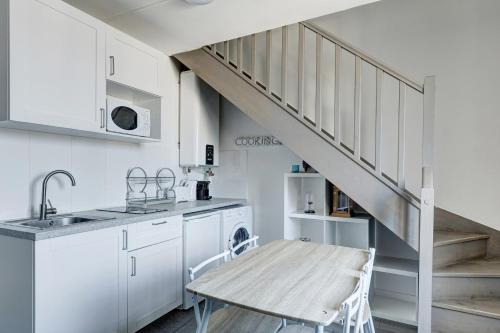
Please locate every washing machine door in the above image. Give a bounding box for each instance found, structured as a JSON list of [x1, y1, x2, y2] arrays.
[[231, 225, 250, 255]]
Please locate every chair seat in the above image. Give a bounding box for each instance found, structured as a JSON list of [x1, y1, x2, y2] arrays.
[[279, 303, 372, 333], [207, 306, 282, 333]]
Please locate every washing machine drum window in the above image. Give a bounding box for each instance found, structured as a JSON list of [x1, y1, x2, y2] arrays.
[[232, 227, 250, 255]]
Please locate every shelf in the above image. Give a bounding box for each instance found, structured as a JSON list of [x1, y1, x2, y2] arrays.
[[288, 211, 369, 224], [374, 256, 419, 278], [285, 173, 323, 178], [103, 131, 161, 143], [371, 294, 417, 326]]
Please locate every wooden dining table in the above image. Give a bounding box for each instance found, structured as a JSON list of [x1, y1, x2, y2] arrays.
[[186, 239, 369, 333]]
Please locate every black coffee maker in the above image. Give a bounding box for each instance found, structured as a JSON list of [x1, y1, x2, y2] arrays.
[[196, 181, 212, 200]]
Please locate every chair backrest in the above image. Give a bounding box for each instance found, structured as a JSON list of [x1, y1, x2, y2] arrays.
[[352, 248, 376, 333], [188, 250, 231, 282], [230, 235, 259, 259], [188, 250, 230, 327], [339, 277, 363, 333]]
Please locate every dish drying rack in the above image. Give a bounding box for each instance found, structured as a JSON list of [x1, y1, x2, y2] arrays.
[[126, 167, 176, 210]]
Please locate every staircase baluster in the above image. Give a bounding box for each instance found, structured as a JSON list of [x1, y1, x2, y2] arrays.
[[333, 44, 341, 144], [397, 81, 407, 189], [298, 24, 305, 118], [354, 56, 362, 159], [237, 37, 243, 72], [281, 27, 288, 106], [251, 34, 256, 81], [375, 68, 383, 175], [266, 30, 271, 93], [315, 34, 322, 130], [224, 41, 229, 62]]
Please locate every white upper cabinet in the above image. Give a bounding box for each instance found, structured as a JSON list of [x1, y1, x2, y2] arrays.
[[106, 28, 162, 96], [9, 0, 106, 132], [0, 0, 164, 142]]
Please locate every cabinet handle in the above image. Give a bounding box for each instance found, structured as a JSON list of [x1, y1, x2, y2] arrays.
[[110, 56, 115, 76], [122, 229, 128, 250], [131, 256, 137, 277], [152, 221, 167, 226], [100, 108, 106, 129]]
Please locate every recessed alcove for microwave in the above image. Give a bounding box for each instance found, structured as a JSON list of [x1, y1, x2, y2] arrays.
[[106, 81, 162, 143]]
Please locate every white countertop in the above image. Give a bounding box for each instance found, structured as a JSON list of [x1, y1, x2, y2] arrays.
[[0, 198, 246, 241]]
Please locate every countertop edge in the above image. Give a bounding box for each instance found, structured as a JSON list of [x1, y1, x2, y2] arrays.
[[0, 198, 246, 241]]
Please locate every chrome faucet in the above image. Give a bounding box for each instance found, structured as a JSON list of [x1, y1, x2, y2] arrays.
[[39, 170, 76, 220]]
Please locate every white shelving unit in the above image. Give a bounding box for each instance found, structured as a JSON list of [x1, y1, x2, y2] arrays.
[[283, 173, 370, 249], [370, 223, 419, 327], [374, 256, 419, 278], [371, 293, 417, 326], [284, 172, 419, 327]]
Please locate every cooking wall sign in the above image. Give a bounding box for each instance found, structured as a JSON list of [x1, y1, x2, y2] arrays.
[[235, 135, 282, 147]]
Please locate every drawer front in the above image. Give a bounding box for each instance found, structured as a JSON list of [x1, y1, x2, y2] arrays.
[[128, 215, 182, 250]]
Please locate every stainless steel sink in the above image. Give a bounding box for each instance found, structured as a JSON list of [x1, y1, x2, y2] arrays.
[[2, 215, 115, 230]]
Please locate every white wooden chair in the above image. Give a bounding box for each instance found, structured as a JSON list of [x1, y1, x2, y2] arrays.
[[188, 248, 282, 333], [230, 235, 260, 259], [278, 248, 376, 333]]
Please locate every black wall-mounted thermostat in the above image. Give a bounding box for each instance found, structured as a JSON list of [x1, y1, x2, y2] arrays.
[[205, 145, 214, 165]]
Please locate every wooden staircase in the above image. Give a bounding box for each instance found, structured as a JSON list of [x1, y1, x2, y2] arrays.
[[432, 218, 500, 332], [175, 21, 436, 332]]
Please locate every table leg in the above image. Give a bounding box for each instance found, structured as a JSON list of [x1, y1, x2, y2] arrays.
[[315, 325, 324, 333], [196, 297, 213, 333]]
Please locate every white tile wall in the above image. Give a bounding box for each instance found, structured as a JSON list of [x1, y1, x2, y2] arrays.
[[0, 128, 31, 219], [0, 128, 181, 221]]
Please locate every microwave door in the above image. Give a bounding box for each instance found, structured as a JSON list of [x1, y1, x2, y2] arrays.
[[108, 106, 138, 134]]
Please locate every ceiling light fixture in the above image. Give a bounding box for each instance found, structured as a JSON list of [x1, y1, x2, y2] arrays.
[[184, 0, 214, 5]]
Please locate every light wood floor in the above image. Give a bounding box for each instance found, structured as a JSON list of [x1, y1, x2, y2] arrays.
[[138, 302, 417, 333]]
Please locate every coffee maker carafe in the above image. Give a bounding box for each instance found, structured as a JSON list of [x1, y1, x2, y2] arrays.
[[196, 181, 212, 200]]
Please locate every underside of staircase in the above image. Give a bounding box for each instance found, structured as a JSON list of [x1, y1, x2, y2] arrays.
[[175, 32, 426, 252], [432, 209, 500, 333]]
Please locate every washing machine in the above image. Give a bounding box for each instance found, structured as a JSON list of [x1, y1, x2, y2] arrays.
[[221, 205, 253, 255]]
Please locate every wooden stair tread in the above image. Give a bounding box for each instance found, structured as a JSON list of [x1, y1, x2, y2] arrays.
[[434, 257, 500, 277], [433, 297, 500, 320], [433, 230, 489, 247]]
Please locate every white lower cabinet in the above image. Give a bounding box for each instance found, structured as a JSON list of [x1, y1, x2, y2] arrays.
[[19, 215, 183, 333], [34, 227, 126, 333], [127, 238, 183, 332]]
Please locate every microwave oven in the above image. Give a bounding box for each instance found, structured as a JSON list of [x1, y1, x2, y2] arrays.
[[106, 96, 151, 137]]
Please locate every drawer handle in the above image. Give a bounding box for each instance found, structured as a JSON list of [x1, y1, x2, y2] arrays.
[[152, 221, 167, 226], [131, 256, 137, 277]]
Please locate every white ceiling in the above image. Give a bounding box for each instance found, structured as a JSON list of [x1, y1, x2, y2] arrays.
[[63, 0, 378, 55]]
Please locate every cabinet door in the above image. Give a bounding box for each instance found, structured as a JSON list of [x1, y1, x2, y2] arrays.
[[9, 0, 106, 132], [106, 29, 161, 96], [128, 238, 182, 333], [34, 227, 126, 333]]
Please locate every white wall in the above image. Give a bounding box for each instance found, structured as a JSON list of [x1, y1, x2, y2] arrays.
[[211, 99, 301, 244], [312, 0, 500, 231], [0, 58, 181, 220]]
